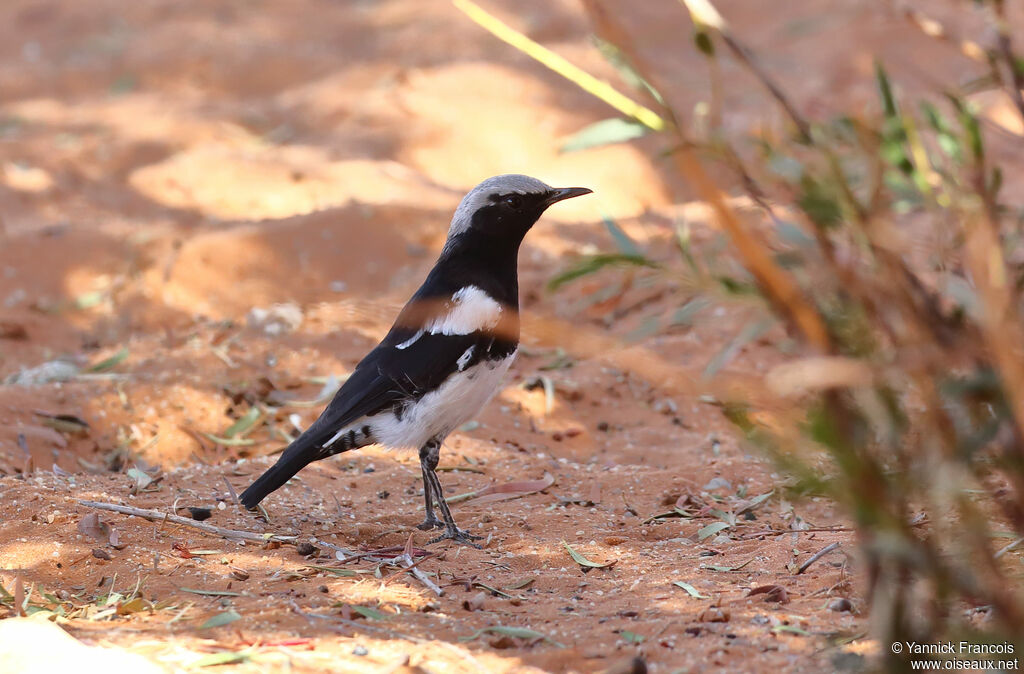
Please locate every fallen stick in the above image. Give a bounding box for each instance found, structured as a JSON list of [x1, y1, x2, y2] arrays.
[[995, 536, 1024, 560], [796, 542, 841, 575], [78, 501, 444, 596], [398, 552, 444, 597], [78, 500, 297, 543]]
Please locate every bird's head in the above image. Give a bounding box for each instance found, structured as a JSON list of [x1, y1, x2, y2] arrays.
[[443, 174, 592, 252]]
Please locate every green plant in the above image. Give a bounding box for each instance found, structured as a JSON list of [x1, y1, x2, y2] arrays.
[[456, 0, 1024, 665]]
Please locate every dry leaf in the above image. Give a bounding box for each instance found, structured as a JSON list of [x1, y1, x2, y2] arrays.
[[747, 585, 790, 604], [77, 513, 110, 542], [108, 528, 126, 550]]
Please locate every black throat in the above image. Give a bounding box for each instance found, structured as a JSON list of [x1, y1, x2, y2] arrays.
[[418, 203, 540, 309]]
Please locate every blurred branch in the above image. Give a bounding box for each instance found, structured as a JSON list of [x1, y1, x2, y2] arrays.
[[888, 1, 987, 64], [992, 0, 1024, 123], [458, 0, 831, 351], [452, 0, 665, 131], [678, 0, 812, 141]]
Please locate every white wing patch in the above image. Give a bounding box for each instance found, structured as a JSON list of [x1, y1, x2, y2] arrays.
[[456, 345, 476, 371], [322, 426, 346, 448], [395, 330, 423, 350], [426, 286, 502, 336]]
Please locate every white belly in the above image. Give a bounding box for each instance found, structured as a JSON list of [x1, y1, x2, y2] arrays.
[[368, 352, 515, 449]]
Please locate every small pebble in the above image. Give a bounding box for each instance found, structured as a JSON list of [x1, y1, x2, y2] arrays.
[[352, 645, 368, 656], [295, 542, 318, 557], [187, 507, 213, 521], [828, 597, 853, 612]]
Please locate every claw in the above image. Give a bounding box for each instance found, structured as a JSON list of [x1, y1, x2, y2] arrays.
[[416, 516, 444, 531], [427, 527, 484, 548]]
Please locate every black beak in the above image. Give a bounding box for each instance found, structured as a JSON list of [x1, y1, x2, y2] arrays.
[[542, 186, 593, 207]]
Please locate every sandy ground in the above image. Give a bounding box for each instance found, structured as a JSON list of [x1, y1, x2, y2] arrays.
[[2, 0, 1021, 672]]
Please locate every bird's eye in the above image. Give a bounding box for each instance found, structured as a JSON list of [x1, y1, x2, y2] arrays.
[[504, 195, 522, 210]]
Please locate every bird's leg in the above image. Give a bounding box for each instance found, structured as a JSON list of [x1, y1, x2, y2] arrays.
[[416, 442, 443, 531], [417, 439, 482, 546]]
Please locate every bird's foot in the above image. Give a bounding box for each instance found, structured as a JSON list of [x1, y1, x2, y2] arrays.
[[427, 526, 484, 548], [416, 514, 444, 531]]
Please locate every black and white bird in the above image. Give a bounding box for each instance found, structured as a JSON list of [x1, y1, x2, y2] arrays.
[[239, 174, 592, 544]]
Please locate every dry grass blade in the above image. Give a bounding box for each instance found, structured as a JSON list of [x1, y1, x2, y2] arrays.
[[451, 0, 664, 131], [446, 472, 554, 506], [459, 625, 566, 648], [561, 541, 617, 570]]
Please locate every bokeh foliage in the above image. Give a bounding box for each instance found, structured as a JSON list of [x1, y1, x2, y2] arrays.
[[457, 0, 1024, 666]]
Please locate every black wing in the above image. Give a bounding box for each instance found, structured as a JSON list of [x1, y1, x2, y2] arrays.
[[296, 327, 498, 446], [238, 323, 511, 508]]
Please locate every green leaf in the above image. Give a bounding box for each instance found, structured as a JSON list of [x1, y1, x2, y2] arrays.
[[697, 521, 731, 540], [603, 216, 641, 256], [670, 297, 710, 328], [736, 490, 774, 514], [87, 347, 129, 373], [460, 625, 565, 648], [222, 407, 261, 439], [621, 630, 645, 644], [561, 118, 649, 152], [547, 254, 656, 291], [772, 624, 810, 636], [192, 651, 251, 667], [562, 541, 617, 569], [503, 578, 535, 590], [592, 37, 664, 103], [694, 29, 715, 57], [875, 61, 898, 120], [703, 318, 775, 378], [75, 291, 105, 310], [673, 581, 710, 599], [350, 605, 390, 621], [199, 610, 241, 630], [797, 174, 842, 230], [641, 508, 692, 524], [948, 95, 984, 162], [199, 432, 256, 447]]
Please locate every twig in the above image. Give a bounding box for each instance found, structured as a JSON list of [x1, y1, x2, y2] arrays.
[[222, 476, 241, 505], [740, 526, 853, 539], [398, 553, 444, 597], [995, 536, 1024, 559], [887, 1, 987, 64], [77, 500, 297, 543], [718, 33, 810, 141], [311, 537, 443, 596], [993, 0, 1024, 123], [796, 542, 841, 575]]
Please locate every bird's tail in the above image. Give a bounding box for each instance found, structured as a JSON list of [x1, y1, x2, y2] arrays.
[[238, 424, 369, 508], [238, 451, 310, 508]]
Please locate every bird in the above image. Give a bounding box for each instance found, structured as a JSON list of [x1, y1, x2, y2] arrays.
[[239, 174, 592, 544]]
